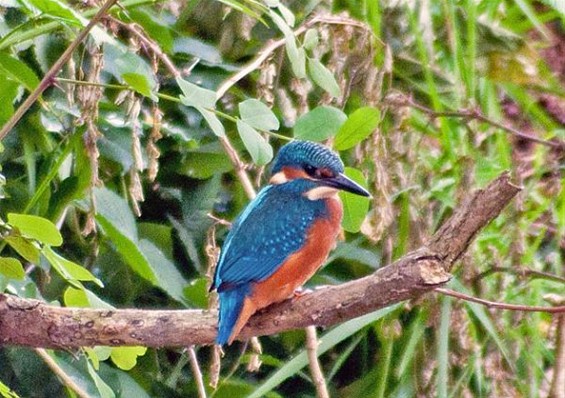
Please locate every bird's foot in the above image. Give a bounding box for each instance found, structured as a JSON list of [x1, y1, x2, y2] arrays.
[[293, 287, 312, 298]]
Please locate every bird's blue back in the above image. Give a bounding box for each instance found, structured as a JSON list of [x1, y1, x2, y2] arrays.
[[213, 179, 329, 344], [213, 179, 328, 290]]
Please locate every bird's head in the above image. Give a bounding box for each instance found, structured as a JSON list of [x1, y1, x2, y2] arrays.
[[270, 140, 371, 199]]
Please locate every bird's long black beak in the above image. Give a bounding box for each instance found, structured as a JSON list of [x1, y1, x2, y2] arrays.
[[321, 173, 371, 197]]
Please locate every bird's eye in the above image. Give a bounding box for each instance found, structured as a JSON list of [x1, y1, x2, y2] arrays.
[[304, 165, 333, 179], [304, 164, 318, 177]]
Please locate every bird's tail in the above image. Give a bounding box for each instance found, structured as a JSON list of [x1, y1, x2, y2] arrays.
[[217, 285, 250, 345]]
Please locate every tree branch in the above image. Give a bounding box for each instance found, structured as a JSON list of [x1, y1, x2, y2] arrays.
[[186, 346, 207, 398], [0, 172, 521, 348], [305, 326, 330, 398], [35, 348, 90, 398], [396, 95, 564, 150], [435, 288, 565, 314]]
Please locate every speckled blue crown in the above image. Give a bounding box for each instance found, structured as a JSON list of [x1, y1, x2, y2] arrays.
[[271, 140, 344, 175]]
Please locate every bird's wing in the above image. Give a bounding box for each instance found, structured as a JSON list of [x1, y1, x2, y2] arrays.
[[213, 184, 323, 291]]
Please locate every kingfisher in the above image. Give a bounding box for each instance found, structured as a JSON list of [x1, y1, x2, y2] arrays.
[[211, 140, 371, 345]]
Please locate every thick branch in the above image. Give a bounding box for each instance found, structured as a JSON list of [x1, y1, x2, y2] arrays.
[[0, 172, 520, 348]]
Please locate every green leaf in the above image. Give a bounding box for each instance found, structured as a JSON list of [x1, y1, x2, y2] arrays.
[[334, 107, 381, 150], [94, 187, 138, 241], [5, 236, 40, 263], [95, 188, 156, 285], [104, 43, 157, 93], [63, 286, 90, 307], [0, 52, 40, 92], [396, 309, 426, 378], [176, 77, 225, 136], [26, 0, 83, 25], [308, 58, 341, 98], [173, 38, 223, 65], [293, 106, 347, 141], [95, 188, 188, 304], [277, 2, 295, 26], [43, 246, 104, 288], [239, 99, 280, 131], [177, 77, 216, 108], [214, 0, 266, 20], [180, 152, 233, 179], [128, 9, 173, 53], [138, 239, 188, 304], [64, 286, 114, 309], [8, 213, 63, 246], [122, 72, 154, 99], [0, 379, 20, 398], [183, 277, 209, 308], [110, 346, 147, 371], [0, 74, 18, 126], [303, 29, 319, 51], [39, 352, 103, 398], [194, 106, 225, 137], [249, 304, 401, 398], [287, 44, 306, 79], [339, 167, 370, 233], [236, 120, 274, 165], [86, 360, 116, 398], [139, 223, 173, 259], [270, 10, 305, 78], [0, 257, 25, 280], [95, 215, 156, 283]]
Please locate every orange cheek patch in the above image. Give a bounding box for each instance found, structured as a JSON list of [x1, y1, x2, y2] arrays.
[[282, 166, 310, 180]]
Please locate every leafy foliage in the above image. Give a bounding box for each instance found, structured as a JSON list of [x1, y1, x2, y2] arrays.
[[0, 0, 563, 397]]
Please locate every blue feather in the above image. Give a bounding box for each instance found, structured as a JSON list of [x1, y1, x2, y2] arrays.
[[216, 284, 251, 345], [213, 179, 328, 291], [271, 140, 344, 175]]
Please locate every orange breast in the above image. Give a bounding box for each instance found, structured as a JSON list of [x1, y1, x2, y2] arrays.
[[227, 196, 343, 343]]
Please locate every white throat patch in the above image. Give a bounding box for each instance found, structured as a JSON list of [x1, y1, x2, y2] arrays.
[[304, 186, 339, 200]]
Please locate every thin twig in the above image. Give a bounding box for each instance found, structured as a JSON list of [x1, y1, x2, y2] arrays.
[[435, 288, 565, 314], [206, 213, 232, 227], [473, 266, 565, 285], [246, 336, 262, 372], [34, 348, 90, 398], [108, 16, 180, 78], [187, 346, 207, 398], [305, 326, 330, 398], [215, 14, 372, 100], [216, 35, 296, 100], [401, 96, 563, 149], [549, 312, 565, 398], [547, 295, 565, 398], [0, 0, 119, 141], [209, 345, 222, 389], [219, 136, 257, 199]]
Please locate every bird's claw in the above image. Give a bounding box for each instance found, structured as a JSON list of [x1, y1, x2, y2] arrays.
[[293, 287, 312, 298]]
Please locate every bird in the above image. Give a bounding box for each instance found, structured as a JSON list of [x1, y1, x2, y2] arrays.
[[210, 140, 371, 345]]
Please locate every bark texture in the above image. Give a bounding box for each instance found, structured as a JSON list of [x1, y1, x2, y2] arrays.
[[0, 172, 521, 348]]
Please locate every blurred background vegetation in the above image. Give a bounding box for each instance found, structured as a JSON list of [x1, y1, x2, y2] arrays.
[[0, 0, 564, 397]]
